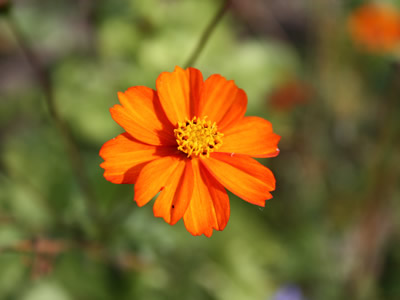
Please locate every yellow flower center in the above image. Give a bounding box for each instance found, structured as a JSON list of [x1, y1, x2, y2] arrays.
[[174, 116, 223, 158]]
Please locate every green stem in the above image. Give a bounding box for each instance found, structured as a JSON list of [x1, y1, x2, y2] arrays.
[[184, 0, 231, 68]]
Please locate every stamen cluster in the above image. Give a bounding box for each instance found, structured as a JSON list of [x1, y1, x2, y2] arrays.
[[174, 116, 223, 157]]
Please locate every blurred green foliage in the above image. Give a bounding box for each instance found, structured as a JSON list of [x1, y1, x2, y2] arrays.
[[0, 0, 400, 299]]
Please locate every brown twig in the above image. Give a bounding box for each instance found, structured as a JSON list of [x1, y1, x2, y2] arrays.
[[0, 237, 147, 279], [343, 65, 400, 299], [184, 0, 231, 68]]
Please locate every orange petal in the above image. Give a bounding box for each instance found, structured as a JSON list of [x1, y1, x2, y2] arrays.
[[219, 116, 281, 158], [183, 159, 230, 237], [187, 67, 204, 118], [99, 133, 172, 184], [134, 155, 183, 207], [110, 86, 175, 146], [197, 74, 247, 131], [153, 160, 194, 225], [156, 66, 204, 125], [202, 153, 275, 206]]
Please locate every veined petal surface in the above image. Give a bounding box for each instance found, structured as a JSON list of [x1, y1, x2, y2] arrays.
[[110, 86, 175, 146], [197, 74, 247, 131], [202, 153, 275, 206], [183, 159, 230, 237], [156, 66, 203, 125], [134, 155, 183, 207], [219, 117, 281, 157], [153, 160, 194, 225], [99, 133, 172, 184]]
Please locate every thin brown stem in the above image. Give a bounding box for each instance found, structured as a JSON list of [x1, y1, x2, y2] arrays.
[[184, 0, 231, 68], [343, 66, 400, 299], [6, 14, 100, 226]]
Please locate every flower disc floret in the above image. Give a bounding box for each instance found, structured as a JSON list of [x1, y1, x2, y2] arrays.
[[174, 116, 223, 157]]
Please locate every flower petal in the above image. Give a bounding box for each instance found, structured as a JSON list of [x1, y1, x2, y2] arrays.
[[202, 153, 275, 206], [197, 74, 247, 131], [156, 66, 204, 125], [99, 133, 172, 184], [219, 116, 281, 158], [134, 155, 183, 207], [110, 86, 175, 146], [153, 159, 194, 225], [183, 159, 230, 237]]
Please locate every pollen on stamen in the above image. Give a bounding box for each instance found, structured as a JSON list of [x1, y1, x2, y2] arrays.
[[174, 116, 223, 158]]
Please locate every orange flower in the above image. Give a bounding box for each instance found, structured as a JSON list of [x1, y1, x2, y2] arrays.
[[100, 66, 280, 237], [348, 3, 400, 53], [268, 79, 312, 112]]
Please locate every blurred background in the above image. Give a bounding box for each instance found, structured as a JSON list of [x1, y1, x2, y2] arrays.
[[1, 0, 400, 299]]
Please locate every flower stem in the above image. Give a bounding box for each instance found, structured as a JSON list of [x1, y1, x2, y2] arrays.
[[343, 64, 400, 299], [6, 14, 101, 226], [184, 0, 231, 68]]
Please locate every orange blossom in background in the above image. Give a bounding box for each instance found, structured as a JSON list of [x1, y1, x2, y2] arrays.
[[348, 3, 400, 53], [100, 66, 280, 237], [269, 79, 312, 112]]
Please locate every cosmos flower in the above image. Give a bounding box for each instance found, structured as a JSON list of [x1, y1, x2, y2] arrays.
[[100, 66, 280, 237], [268, 79, 312, 112], [348, 3, 400, 53]]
